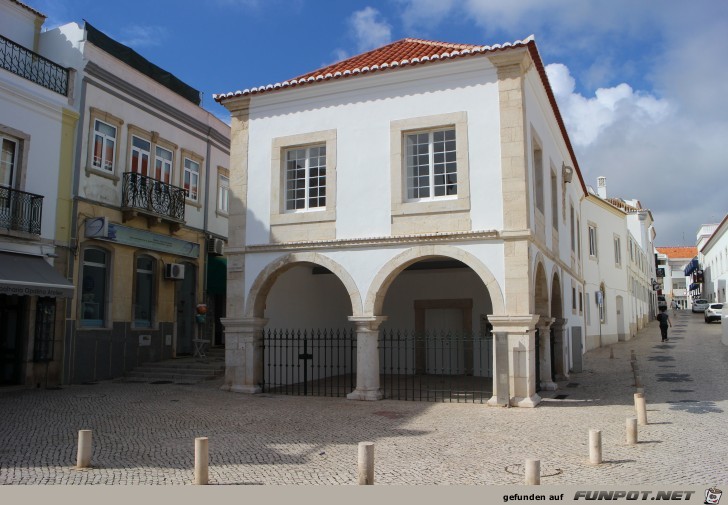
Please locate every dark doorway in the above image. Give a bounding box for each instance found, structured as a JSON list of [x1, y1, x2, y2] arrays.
[[0, 294, 26, 385], [175, 262, 196, 355]]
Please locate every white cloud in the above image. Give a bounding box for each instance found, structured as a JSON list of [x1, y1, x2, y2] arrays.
[[349, 7, 392, 52], [120, 25, 168, 48]]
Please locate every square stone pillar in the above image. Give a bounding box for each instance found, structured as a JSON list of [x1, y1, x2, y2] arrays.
[[487, 314, 541, 407], [536, 317, 557, 391], [219, 317, 267, 393], [551, 318, 569, 380], [347, 316, 387, 401]]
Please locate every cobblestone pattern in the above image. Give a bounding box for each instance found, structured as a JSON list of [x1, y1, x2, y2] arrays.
[[0, 311, 726, 485]]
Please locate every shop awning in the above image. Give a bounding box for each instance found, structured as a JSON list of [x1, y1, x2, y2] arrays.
[[0, 252, 74, 298]]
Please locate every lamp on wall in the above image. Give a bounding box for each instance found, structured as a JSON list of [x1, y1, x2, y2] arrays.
[[562, 162, 574, 183]]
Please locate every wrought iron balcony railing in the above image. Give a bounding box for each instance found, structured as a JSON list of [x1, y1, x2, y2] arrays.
[[0, 185, 43, 235], [0, 34, 69, 96], [121, 172, 185, 223]]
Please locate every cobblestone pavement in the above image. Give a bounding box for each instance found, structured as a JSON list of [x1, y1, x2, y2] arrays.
[[1, 311, 726, 485]]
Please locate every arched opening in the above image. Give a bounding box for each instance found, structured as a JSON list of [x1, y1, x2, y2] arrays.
[[550, 272, 565, 379], [369, 250, 500, 403], [533, 261, 550, 391], [245, 253, 362, 397]]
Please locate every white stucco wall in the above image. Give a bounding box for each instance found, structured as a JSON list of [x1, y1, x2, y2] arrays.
[[700, 216, 728, 303], [0, 1, 39, 50]]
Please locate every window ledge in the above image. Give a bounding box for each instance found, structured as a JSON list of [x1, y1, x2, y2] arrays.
[[392, 197, 470, 217], [85, 166, 120, 184], [271, 209, 335, 226], [185, 199, 202, 209]]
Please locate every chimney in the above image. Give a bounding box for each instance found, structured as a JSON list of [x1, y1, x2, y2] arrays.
[[597, 176, 607, 199]]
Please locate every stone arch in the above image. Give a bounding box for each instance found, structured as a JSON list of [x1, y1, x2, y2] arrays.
[[533, 253, 550, 318], [245, 252, 363, 319], [364, 245, 505, 316]]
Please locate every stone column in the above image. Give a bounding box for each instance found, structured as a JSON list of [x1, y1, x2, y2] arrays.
[[347, 316, 387, 401], [551, 317, 568, 380], [536, 317, 557, 391], [219, 317, 267, 393], [487, 314, 541, 407]]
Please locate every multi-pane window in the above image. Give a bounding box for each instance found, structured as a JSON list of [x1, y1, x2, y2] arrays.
[[577, 217, 581, 258], [570, 204, 575, 252], [92, 120, 116, 172], [285, 145, 326, 211], [1, 136, 18, 187], [218, 173, 230, 214], [184, 157, 200, 201], [614, 236, 622, 266], [405, 128, 457, 200], [130, 136, 151, 176], [551, 169, 558, 229], [588, 225, 598, 257], [81, 248, 108, 327], [134, 255, 154, 328], [533, 144, 544, 213], [155, 146, 173, 184]]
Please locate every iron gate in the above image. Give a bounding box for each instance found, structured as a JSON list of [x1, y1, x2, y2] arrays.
[[379, 329, 493, 403], [262, 328, 356, 396]]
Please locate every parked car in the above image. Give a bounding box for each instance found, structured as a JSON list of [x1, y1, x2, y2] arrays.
[[657, 295, 668, 310], [692, 299, 710, 313], [705, 303, 723, 323]]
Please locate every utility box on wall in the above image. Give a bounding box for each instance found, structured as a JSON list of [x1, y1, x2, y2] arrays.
[[139, 334, 152, 347]]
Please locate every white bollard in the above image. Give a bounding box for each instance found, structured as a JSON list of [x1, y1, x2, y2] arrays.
[[525, 458, 540, 485], [358, 442, 374, 485], [626, 417, 638, 445], [636, 387, 645, 395], [634, 393, 648, 426], [76, 429, 92, 468], [589, 429, 602, 465], [634, 374, 643, 388], [195, 437, 209, 485]]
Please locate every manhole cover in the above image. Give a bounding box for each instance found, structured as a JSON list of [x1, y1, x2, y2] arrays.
[[150, 380, 173, 385]]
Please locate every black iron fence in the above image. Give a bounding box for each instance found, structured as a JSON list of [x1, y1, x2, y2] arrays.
[[0, 185, 43, 234], [121, 172, 185, 223], [379, 329, 493, 403], [262, 328, 356, 397], [0, 34, 69, 96]]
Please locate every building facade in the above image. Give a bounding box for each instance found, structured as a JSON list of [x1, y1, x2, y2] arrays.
[[699, 215, 728, 303], [0, 0, 76, 386], [217, 37, 591, 407]]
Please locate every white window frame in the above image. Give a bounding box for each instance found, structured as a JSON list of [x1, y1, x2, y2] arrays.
[[155, 145, 173, 184], [93, 119, 117, 173], [130, 135, 151, 176], [283, 143, 327, 212], [217, 170, 230, 214], [614, 235, 622, 267], [588, 224, 598, 258], [404, 127, 458, 202], [0, 134, 18, 188], [183, 156, 200, 202]]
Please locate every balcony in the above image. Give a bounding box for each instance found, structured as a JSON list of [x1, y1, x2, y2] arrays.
[[0, 186, 43, 235], [121, 172, 185, 231], [0, 34, 70, 96]]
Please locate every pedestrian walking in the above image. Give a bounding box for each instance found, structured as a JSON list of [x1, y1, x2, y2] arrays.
[[671, 299, 679, 316], [657, 306, 672, 342]]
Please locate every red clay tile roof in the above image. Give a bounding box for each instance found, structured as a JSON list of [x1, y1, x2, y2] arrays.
[[213, 36, 534, 101], [656, 246, 698, 259], [606, 198, 642, 212]]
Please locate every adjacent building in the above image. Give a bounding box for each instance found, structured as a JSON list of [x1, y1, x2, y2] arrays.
[[699, 215, 728, 303], [655, 246, 697, 310]]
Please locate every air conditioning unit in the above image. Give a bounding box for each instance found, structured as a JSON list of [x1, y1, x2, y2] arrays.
[[207, 238, 225, 256], [165, 263, 185, 280]]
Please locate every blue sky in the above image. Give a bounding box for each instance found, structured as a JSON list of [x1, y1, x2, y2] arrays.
[[31, 0, 728, 248]]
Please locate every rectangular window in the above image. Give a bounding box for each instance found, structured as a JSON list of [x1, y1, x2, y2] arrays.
[[577, 217, 581, 258], [570, 204, 575, 252], [184, 157, 200, 202], [406, 128, 457, 200], [572, 286, 577, 311], [134, 255, 154, 328], [218, 173, 230, 214], [1, 136, 18, 187], [533, 143, 544, 213], [550, 169, 558, 229], [130, 135, 151, 176], [285, 144, 326, 211], [155, 146, 173, 184], [579, 289, 583, 314], [588, 225, 596, 256], [93, 120, 117, 172], [81, 248, 108, 328], [614, 236, 622, 266]]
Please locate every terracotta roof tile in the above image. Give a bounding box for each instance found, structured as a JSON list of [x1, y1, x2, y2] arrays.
[[656, 246, 698, 259]]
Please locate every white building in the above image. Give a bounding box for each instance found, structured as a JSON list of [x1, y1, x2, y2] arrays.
[[0, 0, 76, 386], [699, 215, 728, 303], [216, 37, 591, 407], [654, 246, 696, 310]]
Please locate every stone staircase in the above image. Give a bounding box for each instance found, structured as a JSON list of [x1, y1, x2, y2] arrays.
[[122, 346, 225, 384]]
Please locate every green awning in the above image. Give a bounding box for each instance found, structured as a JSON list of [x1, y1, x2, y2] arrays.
[[206, 255, 227, 295]]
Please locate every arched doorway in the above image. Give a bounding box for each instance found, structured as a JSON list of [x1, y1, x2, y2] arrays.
[[533, 261, 550, 391], [550, 272, 566, 379]]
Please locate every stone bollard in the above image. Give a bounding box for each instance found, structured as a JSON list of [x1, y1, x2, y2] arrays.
[[76, 429, 92, 469], [634, 393, 648, 426], [194, 437, 209, 485], [525, 458, 540, 485], [358, 442, 374, 485], [589, 429, 602, 465], [626, 417, 638, 445], [636, 387, 645, 395], [634, 374, 643, 388]]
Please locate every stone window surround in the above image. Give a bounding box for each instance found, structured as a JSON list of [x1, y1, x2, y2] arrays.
[[216, 166, 230, 217], [0, 124, 30, 191], [269, 129, 337, 227], [588, 221, 598, 259], [181, 148, 204, 208], [125, 124, 179, 186], [390, 111, 470, 218], [86, 107, 124, 183], [531, 128, 545, 215], [613, 234, 622, 268]]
